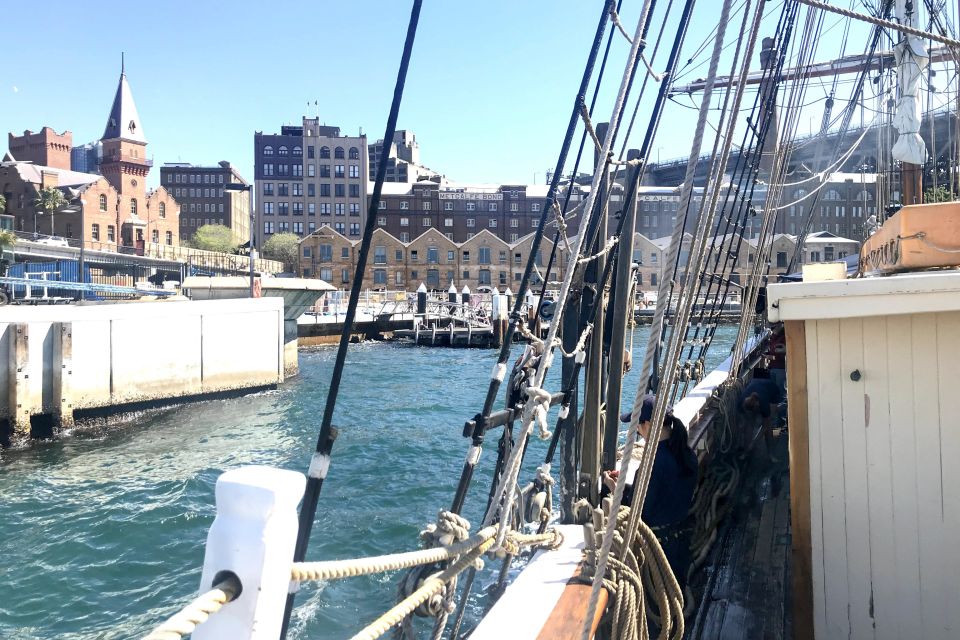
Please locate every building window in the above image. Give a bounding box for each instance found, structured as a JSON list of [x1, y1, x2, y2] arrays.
[[532, 203, 540, 212], [320, 184, 331, 197], [278, 146, 289, 156], [444, 218, 453, 227], [466, 202, 476, 211], [349, 165, 360, 179], [334, 147, 345, 159], [165, 231, 172, 245], [510, 218, 518, 228], [335, 184, 345, 198], [307, 146, 315, 159], [489, 218, 497, 228], [400, 232, 409, 242], [320, 165, 331, 178], [444, 202, 454, 211], [99, 194, 107, 211], [349, 223, 360, 236], [320, 146, 330, 159], [263, 183, 274, 196], [374, 269, 387, 285], [263, 202, 274, 215], [395, 249, 404, 261], [151, 229, 159, 243], [776, 252, 787, 268], [447, 250, 455, 261], [489, 203, 497, 212], [107, 225, 116, 242], [263, 145, 274, 156], [379, 200, 387, 209], [308, 184, 316, 197], [400, 202, 409, 210], [335, 203, 345, 216], [293, 146, 302, 157], [319, 244, 333, 262], [377, 216, 386, 225], [350, 203, 360, 215], [159, 202, 166, 218], [264, 221, 274, 234], [478, 269, 491, 285], [349, 147, 360, 160], [335, 165, 345, 178], [349, 184, 360, 198], [428, 247, 439, 263], [92, 223, 100, 240], [510, 203, 519, 212], [462, 250, 470, 263], [130, 199, 138, 215], [293, 222, 304, 234], [479, 247, 491, 264], [292, 165, 303, 177], [466, 218, 475, 228], [410, 250, 419, 261], [262, 164, 274, 176], [374, 246, 387, 264], [279, 202, 289, 215], [395, 271, 404, 285], [308, 164, 316, 177], [422, 217, 431, 227], [531, 219, 540, 228]]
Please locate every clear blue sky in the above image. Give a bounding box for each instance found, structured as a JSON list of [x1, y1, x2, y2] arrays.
[[2, 1, 951, 189]]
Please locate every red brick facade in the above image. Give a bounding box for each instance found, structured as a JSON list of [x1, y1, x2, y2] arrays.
[[7, 128, 72, 170]]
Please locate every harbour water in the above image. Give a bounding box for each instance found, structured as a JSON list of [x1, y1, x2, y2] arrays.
[[0, 326, 739, 639]]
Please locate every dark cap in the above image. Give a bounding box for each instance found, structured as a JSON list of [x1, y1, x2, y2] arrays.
[[620, 395, 656, 424]]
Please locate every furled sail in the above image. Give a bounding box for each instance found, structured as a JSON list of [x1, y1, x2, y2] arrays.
[[891, 0, 928, 164]]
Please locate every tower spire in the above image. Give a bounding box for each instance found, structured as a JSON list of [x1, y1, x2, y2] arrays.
[[121, 51, 125, 75]]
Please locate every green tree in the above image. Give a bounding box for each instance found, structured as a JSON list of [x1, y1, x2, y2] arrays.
[[33, 186, 68, 235], [923, 186, 954, 204], [191, 224, 238, 253], [263, 232, 300, 271], [0, 193, 6, 212]]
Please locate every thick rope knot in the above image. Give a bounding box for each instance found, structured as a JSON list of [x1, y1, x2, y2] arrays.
[[535, 464, 554, 488], [420, 511, 471, 548], [524, 386, 554, 440]]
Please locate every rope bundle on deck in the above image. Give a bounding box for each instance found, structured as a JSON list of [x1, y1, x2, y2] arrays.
[[583, 503, 684, 640]]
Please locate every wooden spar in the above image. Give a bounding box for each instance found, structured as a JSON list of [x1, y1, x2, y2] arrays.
[[672, 47, 957, 94], [859, 201, 960, 274]]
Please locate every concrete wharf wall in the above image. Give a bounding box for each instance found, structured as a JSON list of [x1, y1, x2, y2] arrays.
[[0, 298, 285, 443]]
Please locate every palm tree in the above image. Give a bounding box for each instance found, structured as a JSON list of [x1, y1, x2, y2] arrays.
[[33, 186, 67, 236]]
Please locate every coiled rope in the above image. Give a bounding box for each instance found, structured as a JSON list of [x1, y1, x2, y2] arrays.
[[142, 574, 241, 640]]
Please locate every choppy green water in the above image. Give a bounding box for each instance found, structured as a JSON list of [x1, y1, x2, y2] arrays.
[[0, 326, 738, 639]]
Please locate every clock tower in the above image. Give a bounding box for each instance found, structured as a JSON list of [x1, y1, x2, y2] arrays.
[[100, 59, 151, 246]]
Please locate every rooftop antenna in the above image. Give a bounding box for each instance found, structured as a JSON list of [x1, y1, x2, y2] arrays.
[[121, 52, 125, 75]]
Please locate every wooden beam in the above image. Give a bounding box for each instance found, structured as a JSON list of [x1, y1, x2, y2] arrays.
[[785, 320, 814, 639], [536, 566, 609, 640]]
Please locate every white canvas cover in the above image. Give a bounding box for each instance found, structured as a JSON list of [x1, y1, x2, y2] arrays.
[[891, 0, 929, 165]]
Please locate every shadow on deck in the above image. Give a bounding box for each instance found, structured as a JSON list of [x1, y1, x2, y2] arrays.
[[689, 432, 792, 639]]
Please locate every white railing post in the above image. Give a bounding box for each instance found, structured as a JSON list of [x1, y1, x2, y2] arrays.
[[193, 466, 306, 640]]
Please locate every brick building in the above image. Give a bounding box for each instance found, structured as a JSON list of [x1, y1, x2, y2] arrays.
[[2, 65, 179, 250], [368, 130, 439, 183], [7, 127, 73, 170], [254, 117, 368, 248], [161, 161, 250, 245]]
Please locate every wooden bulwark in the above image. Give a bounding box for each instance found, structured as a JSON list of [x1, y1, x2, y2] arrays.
[[784, 320, 813, 640], [860, 201, 960, 274]]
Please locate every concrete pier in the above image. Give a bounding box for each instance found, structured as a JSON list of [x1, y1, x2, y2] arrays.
[[182, 276, 333, 376], [0, 298, 285, 444]]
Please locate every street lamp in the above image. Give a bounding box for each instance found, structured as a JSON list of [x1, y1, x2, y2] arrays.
[[224, 183, 255, 297]]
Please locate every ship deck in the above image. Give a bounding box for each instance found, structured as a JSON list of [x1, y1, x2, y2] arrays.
[[690, 431, 793, 639]]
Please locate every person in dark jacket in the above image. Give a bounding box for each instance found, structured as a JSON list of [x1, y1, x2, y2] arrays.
[[739, 376, 782, 458], [603, 395, 699, 591]]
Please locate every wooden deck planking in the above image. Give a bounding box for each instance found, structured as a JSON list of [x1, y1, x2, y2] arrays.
[[861, 317, 897, 637], [838, 317, 874, 639]]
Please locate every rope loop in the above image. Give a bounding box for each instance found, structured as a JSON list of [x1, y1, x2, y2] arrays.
[[420, 510, 471, 548]]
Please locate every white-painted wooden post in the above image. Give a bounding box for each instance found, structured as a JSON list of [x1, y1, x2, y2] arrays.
[[193, 466, 306, 640]]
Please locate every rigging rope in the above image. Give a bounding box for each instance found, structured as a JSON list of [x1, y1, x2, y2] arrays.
[[142, 576, 241, 640]]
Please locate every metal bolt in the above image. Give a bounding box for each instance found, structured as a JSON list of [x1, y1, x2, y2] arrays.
[[850, 369, 862, 382]]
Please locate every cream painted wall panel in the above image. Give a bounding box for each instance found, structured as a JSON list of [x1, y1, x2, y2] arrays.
[[885, 314, 923, 638], [935, 312, 960, 637], [860, 317, 897, 636], [201, 310, 281, 391], [110, 314, 203, 404], [813, 319, 850, 639], [805, 320, 828, 640], [911, 314, 949, 639], [837, 317, 874, 639], [26, 321, 53, 413], [68, 319, 113, 409]]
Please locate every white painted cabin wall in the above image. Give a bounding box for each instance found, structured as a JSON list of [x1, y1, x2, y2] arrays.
[[804, 311, 960, 639]]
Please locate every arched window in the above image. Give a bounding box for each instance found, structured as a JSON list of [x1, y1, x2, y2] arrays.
[[131, 198, 138, 215], [824, 189, 841, 201], [349, 147, 360, 159], [334, 146, 345, 159], [159, 202, 166, 218], [293, 146, 303, 157], [263, 145, 274, 156], [99, 194, 107, 211], [278, 146, 289, 156], [858, 190, 873, 201], [320, 146, 331, 159], [795, 188, 807, 199]]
